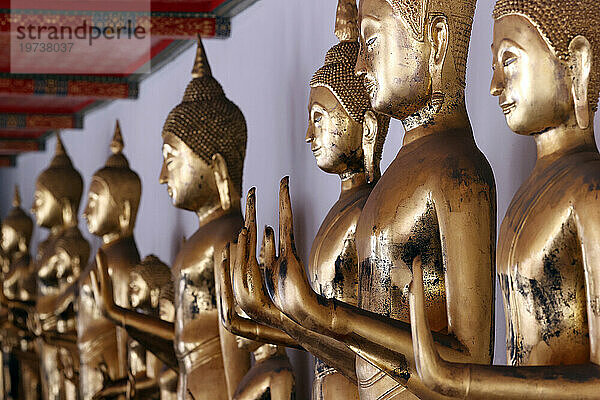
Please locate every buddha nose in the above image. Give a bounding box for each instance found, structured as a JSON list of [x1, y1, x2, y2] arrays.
[[159, 162, 168, 184], [355, 49, 367, 77], [490, 67, 504, 97], [305, 124, 314, 143]]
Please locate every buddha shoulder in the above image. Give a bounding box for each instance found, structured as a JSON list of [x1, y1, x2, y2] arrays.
[[314, 185, 371, 245], [174, 212, 243, 273]]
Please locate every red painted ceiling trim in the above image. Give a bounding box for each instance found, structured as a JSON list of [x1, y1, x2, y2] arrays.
[[0, 155, 15, 167], [0, 139, 40, 154]]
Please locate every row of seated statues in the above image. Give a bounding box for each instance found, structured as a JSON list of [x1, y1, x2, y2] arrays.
[[1, 0, 599, 398]]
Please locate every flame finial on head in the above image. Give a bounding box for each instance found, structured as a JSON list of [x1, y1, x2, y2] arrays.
[[335, 0, 359, 42], [5, 184, 33, 245], [12, 185, 21, 208], [48, 132, 74, 169], [36, 132, 83, 214], [102, 120, 130, 169], [191, 35, 213, 79], [110, 120, 124, 155], [55, 132, 66, 156]]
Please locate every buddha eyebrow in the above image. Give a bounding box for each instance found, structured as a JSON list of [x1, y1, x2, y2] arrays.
[[500, 38, 525, 51], [310, 102, 327, 112], [360, 14, 381, 23], [163, 144, 178, 155]]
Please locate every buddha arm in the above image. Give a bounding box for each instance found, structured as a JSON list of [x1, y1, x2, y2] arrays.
[[407, 198, 600, 399], [104, 303, 175, 342], [123, 324, 178, 371], [47, 281, 76, 318], [89, 266, 177, 370]]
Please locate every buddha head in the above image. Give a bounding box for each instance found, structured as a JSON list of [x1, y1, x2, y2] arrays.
[[128, 255, 172, 313], [83, 121, 141, 239], [491, 0, 600, 135], [1, 186, 33, 256], [308, 0, 390, 183], [160, 36, 247, 214], [356, 0, 476, 121], [39, 228, 89, 292], [32, 134, 83, 229], [53, 228, 89, 288]]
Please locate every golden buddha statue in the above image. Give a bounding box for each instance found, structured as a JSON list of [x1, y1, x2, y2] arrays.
[[2, 186, 35, 307], [406, 1, 600, 398], [159, 36, 251, 399], [31, 134, 87, 400], [0, 186, 40, 400], [39, 227, 89, 400], [221, 1, 392, 399], [89, 254, 174, 399], [236, 0, 498, 398], [74, 121, 142, 400]]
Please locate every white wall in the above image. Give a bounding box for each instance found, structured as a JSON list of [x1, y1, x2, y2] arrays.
[[1, 0, 599, 398]]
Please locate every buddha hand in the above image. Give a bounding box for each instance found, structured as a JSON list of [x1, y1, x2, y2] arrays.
[[262, 177, 326, 328], [232, 187, 283, 327]]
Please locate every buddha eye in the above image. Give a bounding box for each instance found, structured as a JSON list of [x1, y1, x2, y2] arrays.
[[503, 57, 516, 67], [313, 112, 323, 124], [366, 36, 377, 48], [502, 51, 517, 68]]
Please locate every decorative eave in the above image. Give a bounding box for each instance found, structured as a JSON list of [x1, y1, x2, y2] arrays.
[[0, 0, 260, 165]]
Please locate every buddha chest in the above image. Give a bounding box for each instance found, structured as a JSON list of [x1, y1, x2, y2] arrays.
[[173, 213, 242, 360], [309, 186, 370, 306], [498, 153, 600, 366]]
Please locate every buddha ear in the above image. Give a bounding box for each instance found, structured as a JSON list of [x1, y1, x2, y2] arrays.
[[427, 15, 449, 87], [71, 257, 80, 281], [119, 200, 131, 234], [61, 199, 75, 227], [212, 153, 232, 211], [569, 35, 592, 129], [362, 111, 381, 184], [18, 236, 27, 253], [150, 288, 160, 309]]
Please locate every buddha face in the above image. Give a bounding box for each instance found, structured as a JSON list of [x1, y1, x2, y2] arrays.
[[306, 86, 364, 175], [159, 132, 219, 211], [129, 271, 149, 309], [31, 183, 62, 228], [0, 226, 18, 253], [83, 179, 119, 237], [491, 15, 573, 135], [356, 0, 431, 119]]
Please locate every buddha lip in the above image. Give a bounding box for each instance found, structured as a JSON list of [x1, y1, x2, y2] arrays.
[[500, 102, 516, 114], [312, 146, 322, 153]]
